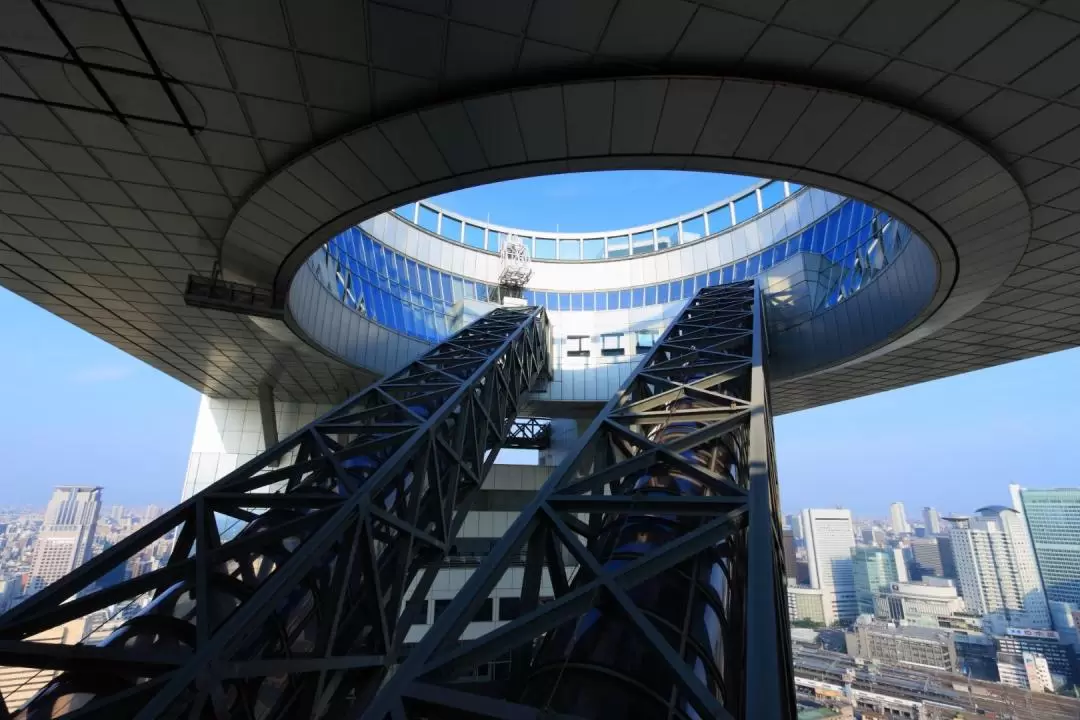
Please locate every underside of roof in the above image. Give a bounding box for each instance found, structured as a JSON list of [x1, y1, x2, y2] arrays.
[[2, 0, 1080, 414]]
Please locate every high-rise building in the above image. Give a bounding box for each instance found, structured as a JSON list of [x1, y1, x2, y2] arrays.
[[910, 537, 946, 579], [782, 529, 796, 580], [801, 508, 856, 625], [923, 507, 942, 535], [28, 487, 102, 595], [1016, 487, 1080, 607], [889, 502, 909, 534], [949, 507, 1051, 635], [994, 628, 1075, 690], [852, 547, 901, 615]]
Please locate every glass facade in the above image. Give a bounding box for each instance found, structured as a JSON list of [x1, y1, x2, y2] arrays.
[[1020, 488, 1080, 607], [852, 547, 901, 615], [393, 180, 803, 261], [324, 195, 911, 344]]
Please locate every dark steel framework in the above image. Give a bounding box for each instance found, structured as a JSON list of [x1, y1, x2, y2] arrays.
[[0, 305, 550, 719], [503, 418, 552, 450], [359, 281, 795, 720]]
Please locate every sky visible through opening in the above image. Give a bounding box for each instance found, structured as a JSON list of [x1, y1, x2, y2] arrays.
[[0, 170, 1077, 517]]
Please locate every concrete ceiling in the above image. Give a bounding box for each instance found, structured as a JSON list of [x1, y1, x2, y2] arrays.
[[2, 0, 1080, 413]]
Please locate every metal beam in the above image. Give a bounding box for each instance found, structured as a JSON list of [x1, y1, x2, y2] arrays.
[[1, 305, 550, 719], [358, 281, 795, 720]]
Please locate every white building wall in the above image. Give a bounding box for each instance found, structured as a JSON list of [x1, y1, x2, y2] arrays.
[[181, 396, 335, 500], [802, 508, 856, 625]]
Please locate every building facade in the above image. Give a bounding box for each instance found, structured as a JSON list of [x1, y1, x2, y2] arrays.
[[949, 507, 1051, 635], [845, 618, 957, 672], [874, 579, 966, 626], [889, 503, 909, 535], [1018, 487, 1080, 607], [852, 547, 901, 616], [923, 507, 942, 536], [27, 487, 102, 595], [910, 537, 947, 580], [994, 628, 1076, 690], [802, 509, 857, 625]]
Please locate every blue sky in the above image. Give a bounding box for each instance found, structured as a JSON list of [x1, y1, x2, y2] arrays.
[[1, 170, 1077, 518]]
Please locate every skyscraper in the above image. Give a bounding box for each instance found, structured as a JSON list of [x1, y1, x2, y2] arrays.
[[28, 487, 102, 595], [949, 506, 1050, 635], [851, 547, 901, 615], [1017, 487, 1080, 607], [923, 506, 942, 535], [801, 508, 857, 625], [910, 537, 946, 579], [889, 502, 910, 534], [782, 528, 796, 580]]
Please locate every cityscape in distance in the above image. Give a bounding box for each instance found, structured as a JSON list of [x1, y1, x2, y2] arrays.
[[4, 478, 1080, 718]]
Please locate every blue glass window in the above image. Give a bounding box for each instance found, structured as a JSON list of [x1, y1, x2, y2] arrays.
[[707, 270, 719, 285], [722, 265, 733, 283], [464, 224, 485, 249], [838, 203, 854, 238], [547, 292, 558, 309], [596, 292, 607, 310], [452, 276, 464, 301], [464, 281, 475, 301], [559, 293, 570, 311], [681, 215, 705, 243], [620, 289, 631, 308], [583, 293, 594, 311], [608, 290, 619, 309], [418, 205, 439, 233], [761, 248, 773, 269], [708, 206, 732, 234], [734, 261, 746, 281], [645, 285, 656, 305], [523, 290, 535, 305], [812, 222, 827, 252], [788, 183, 802, 193], [394, 203, 415, 220], [487, 231, 504, 252], [607, 235, 629, 258], [571, 293, 582, 311], [535, 237, 556, 260], [733, 193, 758, 224], [760, 181, 785, 210], [670, 281, 682, 301], [632, 288, 644, 307], [418, 266, 432, 295], [632, 230, 655, 255], [559, 239, 581, 260], [407, 259, 420, 288], [657, 224, 677, 250], [441, 216, 462, 243], [747, 254, 760, 276], [658, 283, 669, 303], [583, 238, 605, 259], [396, 254, 409, 284], [695, 273, 706, 291], [682, 278, 693, 298]]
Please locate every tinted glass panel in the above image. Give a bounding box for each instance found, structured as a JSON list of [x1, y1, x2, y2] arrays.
[[657, 224, 677, 250], [464, 224, 485, 249], [559, 239, 581, 260], [632, 231, 655, 255], [760, 181, 785, 209], [583, 238, 605, 259], [395, 203, 415, 219], [707, 206, 732, 234], [535, 237, 556, 260], [487, 231, 504, 252], [441, 215, 462, 242], [733, 193, 758, 224], [607, 235, 629, 258], [681, 214, 705, 243], [418, 205, 439, 233]]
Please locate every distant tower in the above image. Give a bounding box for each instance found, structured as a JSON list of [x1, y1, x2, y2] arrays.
[[498, 234, 532, 299], [801, 508, 857, 624], [889, 502, 910, 534], [28, 487, 103, 594], [948, 506, 1050, 634], [1017, 487, 1080, 606], [923, 506, 942, 535]]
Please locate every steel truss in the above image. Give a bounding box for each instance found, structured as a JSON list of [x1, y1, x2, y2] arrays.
[[503, 418, 552, 450], [361, 281, 796, 720], [0, 305, 550, 719]]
